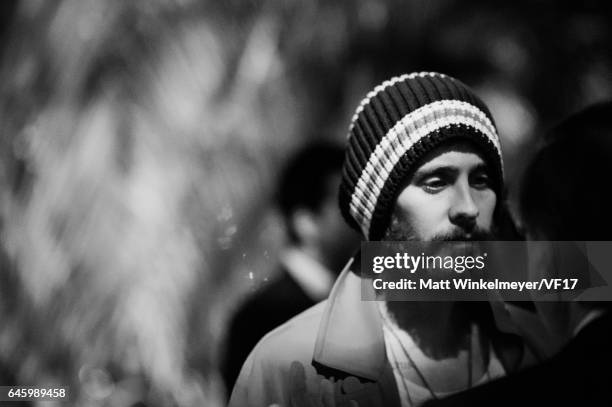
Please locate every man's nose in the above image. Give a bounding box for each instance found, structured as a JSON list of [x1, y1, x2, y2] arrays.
[[449, 184, 479, 231]]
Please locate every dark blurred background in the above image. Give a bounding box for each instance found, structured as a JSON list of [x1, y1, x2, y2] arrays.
[[0, 1, 610, 406]]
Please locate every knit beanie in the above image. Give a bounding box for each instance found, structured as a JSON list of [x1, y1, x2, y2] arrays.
[[339, 72, 504, 240]]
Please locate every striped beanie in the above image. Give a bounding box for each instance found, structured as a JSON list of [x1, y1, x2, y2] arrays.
[[339, 72, 504, 240]]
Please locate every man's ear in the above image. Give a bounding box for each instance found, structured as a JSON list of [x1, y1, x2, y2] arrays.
[[291, 208, 319, 244]]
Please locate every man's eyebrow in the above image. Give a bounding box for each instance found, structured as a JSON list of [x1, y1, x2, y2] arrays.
[[413, 165, 458, 179], [412, 161, 490, 180], [472, 162, 490, 172]]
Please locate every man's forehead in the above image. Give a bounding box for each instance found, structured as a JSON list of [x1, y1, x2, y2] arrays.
[[415, 140, 488, 172]]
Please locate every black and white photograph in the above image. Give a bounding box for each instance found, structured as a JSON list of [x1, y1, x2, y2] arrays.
[[1, 1, 612, 406]]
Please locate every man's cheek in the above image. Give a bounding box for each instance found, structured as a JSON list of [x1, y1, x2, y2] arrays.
[[480, 205, 497, 230], [477, 194, 497, 228]]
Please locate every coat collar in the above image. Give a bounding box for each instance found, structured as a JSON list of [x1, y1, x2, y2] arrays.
[[311, 252, 527, 381], [312, 254, 387, 381]]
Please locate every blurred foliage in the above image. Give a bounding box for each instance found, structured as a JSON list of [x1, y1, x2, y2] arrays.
[[0, 0, 610, 406]]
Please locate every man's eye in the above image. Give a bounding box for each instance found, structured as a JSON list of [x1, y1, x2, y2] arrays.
[[470, 173, 491, 189], [421, 177, 447, 193]]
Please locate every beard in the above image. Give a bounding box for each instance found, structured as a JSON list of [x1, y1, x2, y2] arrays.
[[382, 212, 496, 242], [381, 213, 496, 358]]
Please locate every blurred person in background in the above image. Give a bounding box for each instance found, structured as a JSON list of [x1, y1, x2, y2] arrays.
[[222, 142, 359, 392], [229, 72, 528, 407], [426, 101, 612, 406]]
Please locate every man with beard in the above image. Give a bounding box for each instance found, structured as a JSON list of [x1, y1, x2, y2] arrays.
[[228, 72, 527, 407]]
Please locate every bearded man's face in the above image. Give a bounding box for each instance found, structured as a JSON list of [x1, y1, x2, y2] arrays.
[[384, 141, 497, 242]]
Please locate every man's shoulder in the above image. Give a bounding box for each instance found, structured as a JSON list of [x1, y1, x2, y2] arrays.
[[250, 299, 327, 363], [229, 301, 329, 407], [233, 300, 328, 374]]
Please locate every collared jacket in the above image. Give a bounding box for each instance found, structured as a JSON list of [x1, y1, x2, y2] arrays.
[[228, 257, 529, 407]]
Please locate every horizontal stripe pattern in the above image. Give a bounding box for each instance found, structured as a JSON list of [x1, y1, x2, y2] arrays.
[[348, 100, 502, 237], [348, 72, 445, 134]]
